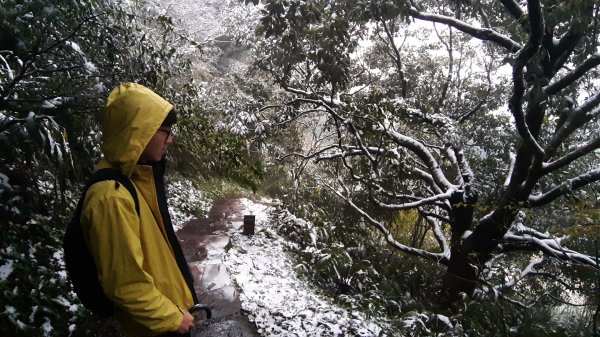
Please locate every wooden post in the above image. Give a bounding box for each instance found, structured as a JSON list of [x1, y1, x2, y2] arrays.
[[243, 215, 255, 235]]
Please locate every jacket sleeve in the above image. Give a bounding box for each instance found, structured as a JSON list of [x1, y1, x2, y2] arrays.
[[81, 183, 183, 333]]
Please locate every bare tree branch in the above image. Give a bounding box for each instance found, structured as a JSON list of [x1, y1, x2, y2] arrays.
[[507, 0, 546, 158], [457, 99, 486, 123], [276, 144, 339, 161], [499, 0, 526, 26], [432, 23, 453, 113], [379, 18, 408, 98]]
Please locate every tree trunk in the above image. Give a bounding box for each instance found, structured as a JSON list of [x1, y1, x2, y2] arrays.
[[439, 206, 517, 307], [441, 242, 480, 306]]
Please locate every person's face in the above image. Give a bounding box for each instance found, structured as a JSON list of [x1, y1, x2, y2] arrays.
[[139, 127, 174, 163]]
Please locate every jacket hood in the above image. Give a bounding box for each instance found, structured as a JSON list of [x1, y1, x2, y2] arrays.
[[101, 83, 173, 177]]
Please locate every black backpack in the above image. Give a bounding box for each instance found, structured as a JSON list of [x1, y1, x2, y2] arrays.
[[63, 168, 140, 317]]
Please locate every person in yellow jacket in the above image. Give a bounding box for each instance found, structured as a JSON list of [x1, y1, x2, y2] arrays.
[[81, 83, 197, 336]]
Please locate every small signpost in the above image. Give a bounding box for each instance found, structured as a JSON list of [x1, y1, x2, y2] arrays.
[[243, 215, 255, 235]]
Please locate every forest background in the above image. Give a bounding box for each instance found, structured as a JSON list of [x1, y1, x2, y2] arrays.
[[1, 0, 599, 336]]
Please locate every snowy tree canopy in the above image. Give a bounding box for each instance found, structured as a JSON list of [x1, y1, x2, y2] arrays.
[[250, 0, 600, 307]]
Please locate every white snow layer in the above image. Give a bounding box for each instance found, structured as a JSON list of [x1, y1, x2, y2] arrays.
[[168, 179, 212, 231], [224, 198, 387, 337], [0, 259, 14, 281]]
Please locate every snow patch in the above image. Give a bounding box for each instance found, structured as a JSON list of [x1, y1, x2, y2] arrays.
[[0, 172, 11, 190], [0, 259, 15, 280], [436, 314, 453, 328], [224, 199, 387, 336]]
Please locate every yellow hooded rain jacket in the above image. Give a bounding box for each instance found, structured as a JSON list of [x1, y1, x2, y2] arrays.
[[80, 83, 195, 336]]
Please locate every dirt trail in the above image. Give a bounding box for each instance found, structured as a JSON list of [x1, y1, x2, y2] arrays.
[[178, 198, 260, 337]]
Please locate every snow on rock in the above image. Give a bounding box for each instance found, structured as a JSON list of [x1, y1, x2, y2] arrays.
[[224, 199, 387, 336]]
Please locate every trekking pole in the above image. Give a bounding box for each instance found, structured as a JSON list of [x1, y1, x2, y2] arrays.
[[189, 304, 212, 336], [189, 303, 212, 319]]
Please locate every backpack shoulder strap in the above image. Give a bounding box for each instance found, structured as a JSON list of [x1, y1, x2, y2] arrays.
[[88, 168, 140, 215]]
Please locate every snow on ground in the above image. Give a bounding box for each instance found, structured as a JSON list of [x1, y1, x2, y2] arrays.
[[223, 198, 387, 337]]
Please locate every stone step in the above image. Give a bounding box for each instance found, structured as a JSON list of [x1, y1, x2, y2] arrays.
[[180, 198, 260, 337], [198, 263, 232, 292], [200, 285, 241, 318]]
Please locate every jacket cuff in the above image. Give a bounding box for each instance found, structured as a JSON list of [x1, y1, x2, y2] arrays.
[[171, 306, 185, 332]]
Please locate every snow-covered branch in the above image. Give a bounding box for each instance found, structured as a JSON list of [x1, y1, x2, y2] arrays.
[[375, 184, 450, 211], [503, 1, 548, 159], [369, 188, 455, 211], [378, 18, 408, 98], [476, 249, 592, 306], [457, 99, 487, 123], [421, 210, 450, 253], [385, 128, 455, 190], [501, 231, 598, 269], [276, 145, 339, 161], [326, 178, 450, 265], [498, 256, 545, 291], [420, 210, 451, 224], [544, 53, 600, 95], [346, 119, 377, 166], [283, 86, 346, 108], [403, 107, 453, 128], [454, 147, 476, 190], [570, 91, 600, 121], [0, 53, 14, 81], [503, 153, 516, 188], [276, 108, 326, 125], [542, 136, 600, 174], [475, 281, 554, 309], [545, 91, 600, 158], [528, 167, 600, 207], [507, 222, 553, 240], [407, 7, 522, 52], [316, 142, 447, 196], [0, 113, 58, 134], [1, 14, 99, 101], [550, 29, 587, 73]]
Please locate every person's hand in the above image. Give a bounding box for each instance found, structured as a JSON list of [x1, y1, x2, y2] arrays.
[[177, 310, 195, 334]]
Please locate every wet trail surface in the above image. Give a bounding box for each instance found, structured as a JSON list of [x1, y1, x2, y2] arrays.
[[178, 198, 260, 337]]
